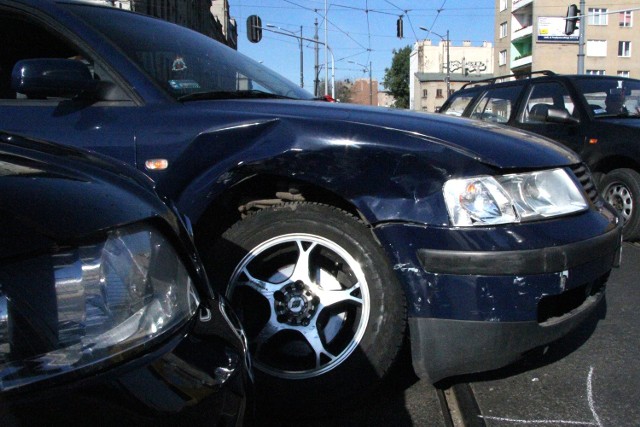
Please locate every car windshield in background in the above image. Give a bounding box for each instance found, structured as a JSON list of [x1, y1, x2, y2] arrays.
[[63, 4, 314, 102], [573, 77, 640, 118]]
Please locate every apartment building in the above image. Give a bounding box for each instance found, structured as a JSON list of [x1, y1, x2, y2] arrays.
[[410, 39, 494, 111], [109, 0, 238, 49], [495, 0, 640, 77]]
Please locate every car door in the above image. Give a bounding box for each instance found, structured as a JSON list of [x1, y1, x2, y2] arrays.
[[0, 8, 137, 165], [515, 81, 584, 154]]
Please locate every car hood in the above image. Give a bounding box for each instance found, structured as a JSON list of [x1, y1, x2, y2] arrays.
[[190, 99, 581, 169], [0, 133, 176, 259]]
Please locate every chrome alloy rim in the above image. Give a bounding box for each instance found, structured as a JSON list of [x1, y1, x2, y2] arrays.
[[227, 233, 370, 379]]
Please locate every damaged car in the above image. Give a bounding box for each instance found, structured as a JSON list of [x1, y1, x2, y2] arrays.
[[0, 0, 623, 412], [0, 132, 251, 426]]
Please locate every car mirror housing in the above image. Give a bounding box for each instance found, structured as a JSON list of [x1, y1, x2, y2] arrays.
[[11, 58, 99, 99], [546, 107, 580, 125]]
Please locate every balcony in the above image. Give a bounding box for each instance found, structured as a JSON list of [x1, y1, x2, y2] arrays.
[[512, 0, 533, 12], [511, 24, 533, 41], [511, 54, 532, 69]]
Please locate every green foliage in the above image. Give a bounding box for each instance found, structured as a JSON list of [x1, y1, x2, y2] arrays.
[[383, 45, 412, 109]]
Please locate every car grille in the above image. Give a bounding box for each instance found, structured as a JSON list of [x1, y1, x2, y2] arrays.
[[571, 164, 599, 204]]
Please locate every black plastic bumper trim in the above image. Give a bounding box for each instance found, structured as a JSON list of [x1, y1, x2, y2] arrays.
[[417, 226, 621, 276]]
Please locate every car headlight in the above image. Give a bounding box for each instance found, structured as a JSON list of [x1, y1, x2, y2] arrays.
[[443, 168, 588, 226], [0, 224, 199, 391]]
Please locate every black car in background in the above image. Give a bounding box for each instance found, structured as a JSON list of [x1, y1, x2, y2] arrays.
[[440, 71, 640, 240], [0, 132, 250, 426]]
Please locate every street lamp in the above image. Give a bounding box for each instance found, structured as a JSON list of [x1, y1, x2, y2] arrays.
[[348, 60, 373, 105], [266, 24, 304, 88], [419, 27, 450, 95]]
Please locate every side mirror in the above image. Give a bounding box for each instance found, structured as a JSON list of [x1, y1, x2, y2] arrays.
[[546, 107, 580, 125], [11, 58, 98, 99]]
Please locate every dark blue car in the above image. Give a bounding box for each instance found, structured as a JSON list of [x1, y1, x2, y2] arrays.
[[0, 0, 622, 413], [0, 132, 251, 425]]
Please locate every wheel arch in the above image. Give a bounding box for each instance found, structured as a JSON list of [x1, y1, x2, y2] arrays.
[[592, 155, 640, 175], [192, 173, 370, 251]]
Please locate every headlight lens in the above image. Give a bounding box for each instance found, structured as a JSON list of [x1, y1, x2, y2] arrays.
[[443, 168, 588, 226], [0, 225, 199, 391]]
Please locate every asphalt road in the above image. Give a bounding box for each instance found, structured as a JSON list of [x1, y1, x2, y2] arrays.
[[261, 243, 639, 427]]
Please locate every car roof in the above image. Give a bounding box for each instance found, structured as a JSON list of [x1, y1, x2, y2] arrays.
[[458, 71, 640, 92]]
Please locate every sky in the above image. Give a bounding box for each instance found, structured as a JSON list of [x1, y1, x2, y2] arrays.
[[231, 0, 495, 95]]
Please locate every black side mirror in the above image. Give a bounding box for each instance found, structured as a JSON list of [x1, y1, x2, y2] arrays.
[[11, 58, 98, 99]]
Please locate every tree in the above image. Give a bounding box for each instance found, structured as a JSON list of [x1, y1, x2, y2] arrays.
[[383, 45, 412, 109], [316, 79, 353, 103]]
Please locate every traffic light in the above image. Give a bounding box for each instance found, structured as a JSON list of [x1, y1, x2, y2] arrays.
[[565, 4, 579, 35], [396, 17, 403, 39], [247, 15, 262, 43]]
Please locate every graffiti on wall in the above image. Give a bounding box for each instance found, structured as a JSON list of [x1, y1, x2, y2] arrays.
[[449, 60, 488, 74]]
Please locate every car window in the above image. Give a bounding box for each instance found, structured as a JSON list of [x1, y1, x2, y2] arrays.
[[0, 12, 124, 102], [518, 82, 575, 124], [470, 86, 522, 123], [442, 94, 476, 116], [64, 4, 314, 101], [572, 77, 640, 117]]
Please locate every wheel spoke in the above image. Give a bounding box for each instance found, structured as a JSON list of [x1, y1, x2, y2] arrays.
[[316, 282, 363, 308], [289, 240, 318, 283], [299, 325, 337, 368], [253, 317, 284, 353], [238, 266, 282, 298]]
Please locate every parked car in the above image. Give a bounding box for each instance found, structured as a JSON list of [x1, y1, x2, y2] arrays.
[[0, 132, 250, 426], [0, 1, 622, 413], [440, 71, 640, 240]]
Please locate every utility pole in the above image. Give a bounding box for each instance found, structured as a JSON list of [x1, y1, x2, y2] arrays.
[[314, 18, 319, 97], [445, 30, 450, 95], [369, 61, 373, 105], [578, 0, 586, 74], [299, 25, 304, 88]]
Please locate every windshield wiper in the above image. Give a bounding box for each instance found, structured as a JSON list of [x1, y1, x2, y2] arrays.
[[178, 90, 294, 102]]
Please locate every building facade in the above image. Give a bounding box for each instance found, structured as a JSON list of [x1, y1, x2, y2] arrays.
[[410, 39, 494, 112], [109, 0, 237, 49], [349, 78, 379, 106], [495, 0, 640, 78]]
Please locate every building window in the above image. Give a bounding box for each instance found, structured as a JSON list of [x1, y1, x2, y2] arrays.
[[499, 50, 507, 66], [588, 8, 608, 26], [619, 41, 631, 57], [618, 71, 630, 77], [500, 22, 508, 38], [500, 0, 507, 12], [586, 70, 606, 75], [619, 11, 633, 27], [436, 89, 444, 98], [422, 89, 428, 98], [587, 40, 607, 57]]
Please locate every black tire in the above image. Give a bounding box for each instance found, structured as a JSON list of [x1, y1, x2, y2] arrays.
[[601, 168, 640, 241], [206, 202, 406, 412]]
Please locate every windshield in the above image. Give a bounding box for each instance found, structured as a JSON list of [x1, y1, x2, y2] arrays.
[[63, 4, 314, 101], [573, 77, 640, 118]]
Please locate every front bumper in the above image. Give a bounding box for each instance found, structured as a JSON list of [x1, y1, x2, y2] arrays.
[[0, 299, 252, 426], [375, 205, 622, 382]]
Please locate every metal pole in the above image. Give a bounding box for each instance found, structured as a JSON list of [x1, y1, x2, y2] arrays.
[[324, 0, 329, 96], [446, 30, 451, 95], [299, 25, 304, 88], [314, 19, 319, 96], [369, 61, 373, 105], [578, 0, 586, 74]]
